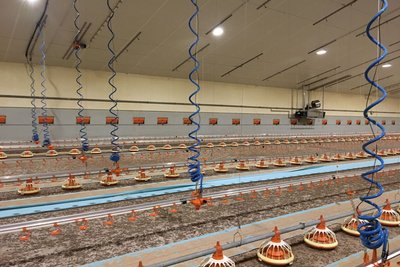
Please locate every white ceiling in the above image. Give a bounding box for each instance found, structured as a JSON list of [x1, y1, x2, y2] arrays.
[[1, 0, 400, 96]]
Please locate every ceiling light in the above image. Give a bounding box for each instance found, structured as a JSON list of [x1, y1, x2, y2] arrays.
[[382, 63, 392, 68], [26, 0, 38, 3], [212, 27, 224, 37], [316, 49, 327, 55]]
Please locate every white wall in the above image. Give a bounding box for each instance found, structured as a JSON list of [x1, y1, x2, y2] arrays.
[[0, 61, 398, 117]]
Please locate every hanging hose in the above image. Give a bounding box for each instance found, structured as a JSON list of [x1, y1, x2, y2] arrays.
[[39, 28, 51, 147], [28, 61, 39, 144], [106, 0, 120, 163], [357, 0, 389, 260], [73, 0, 89, 152], [187, 0, 203, 192]]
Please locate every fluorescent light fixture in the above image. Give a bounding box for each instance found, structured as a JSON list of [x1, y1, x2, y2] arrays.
[[316, 49, 327, 55], [212, 27, 224, 37], [26, 0, 38, 3], [382, 63, 392, 68]]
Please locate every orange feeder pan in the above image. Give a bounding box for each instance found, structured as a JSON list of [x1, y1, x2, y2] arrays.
[[91, 147, 102, 154], [377, 150, 387, 157], [69, 148, 81, 155], [291, 139, 299, 144], [273, 159, 286, 167], [164, 167, 180, 178], [20, 150, 34, 158], [344, 152, 356, 160], [230, 142, 239, 147], [378, 199, 400, 226], [305, 156, 318, 164], [339, 138, 346, 142], [0, 151, 8, 159], [300, 139, 308, 144], [199, 241, 235, 267], [255, 159, 268, 169], [45, 149, 58, 157], [257, 226, 294, 266], [341, 215, 367, 236], [206, 143, 214, 148], [135, 170, 151, 181], [356, 152, 368, 158], [62, 175, 82, 190], [304, 215, 338, 250], [217, 142, 227, 147], [308, 139, 317, 143], [273, 140, 281, 145], [129, 145, 139, 152], [319, 154, 332, 162], [18, 178, 40, 195], [333, 154, 345, 161], [178, 143, 187, 149], [162, 144, 172, 150], [332, 138, 339, 143], [264, 140, 271, 145], [387, 149, 396, 155], [100, 173, 119, 186], [254, 140, 261, 146], [324, 138, 332, 143], [214, 163, 228, 173], [146, 145, 157, 151], [289, 157, 302, 165], [242, 141, 250, 146], [236, 161, 249, 171], [282, 140, 290, 145]]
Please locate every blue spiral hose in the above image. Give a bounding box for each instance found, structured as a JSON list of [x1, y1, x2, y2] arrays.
[[187, 0, 203, 192], [39, 30, 51, 147], [73, 0, 89, 152], [357, 0, 389, 259], [28, 61, 39, 143], [106, 0, 120, 163]]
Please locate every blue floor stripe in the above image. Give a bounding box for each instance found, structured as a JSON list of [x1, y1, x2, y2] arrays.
[[1, 157, 399, 218]]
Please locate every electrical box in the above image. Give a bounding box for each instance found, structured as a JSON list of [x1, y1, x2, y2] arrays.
[[392, 120, 396, 125], [0, 115, 6, 124], [253, 118, 261, 125], [347, 120, 352, 125], [106, 117, 119, 124], [290, 119, 298, 125], [273, 119, 280, 125], [76, 116, 91, 125], [232, 118, 240, 125], [157, 117, 168, 125], [356, 120, 361, 125], [382, 120, 386, 125], [336, 120, 341, 125], [183, 117, 192, 125], [133, 117, 145, 125], [322, 119, 328, 125], [39, 116, 54, 124], [209, 118, 218, 125]]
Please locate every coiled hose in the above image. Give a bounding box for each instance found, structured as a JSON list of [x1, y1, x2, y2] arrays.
[[73, 0, 89, 152], [187, 0, 203, 192], [39, 29, 51, 147], [357, 0, 389, 260], [106, 0, 120, 163], [28, 61, 39, 144]]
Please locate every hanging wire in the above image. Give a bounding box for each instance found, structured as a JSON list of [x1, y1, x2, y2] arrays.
[[39, 26, 51, 147], [28, 61, 39, 144], [106, 0, 120, 163], [73, 0, 89, 152], [357, 0, 389, 261], [188, 0, 203, 192]]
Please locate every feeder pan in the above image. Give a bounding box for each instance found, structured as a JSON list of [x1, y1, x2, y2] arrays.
[[257, 226, 294, 266], [254, 140, 261, 146], [255, 159, 268, 169], [20, 150, 34, 158], [18, 178, 40, 195], [377, 150, 387, 157], [332, 138, 339, 143], [304, 215, 338, 249], [100, 173, 119, 186], [214, 163, 228, 173], [129, 146, 139, 152], [273, 140, 281, 145], [264, 140, 271, 145], [146, 145, 156, 151], [199, 241, 235, 267], [218, 142, 227, 147], [62, 175, 82, 190], [300, 139, 308, 144], [309, 139, 316, 143], [206, 143, 214, 148], [236, 161, 249, 171], [344, 152, 356, 160], [324, 138, 332, 143], [333, 154, 345, 161], [378, 199, 400, 226], [69, 148, 81, 155], [319, 154, 332, 162], [305, 156, 318, 164], [339, 138, 346, 142], [91, 147, 102, 154], [135, 170, 151, 181], [273, 159, 286, 167], [345, 138, 353, 142], [282, 140, 290, 145], [162, 144, 172, 150], [289, 157, 303, 165], [0, 151, 7, 159], [164, 166, 180, 178], [230, 142, 239, 147], [341, 215, 367, 236], [356, 152, 368, 158], [353, 138, 359, 141], [178, 144, 187, 149], [317, 139, 324, 143], [242, 141, 250, 146], [291, 139, 299, 144], [387, 149, 396, 155], [46, 149, 58, 157]]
